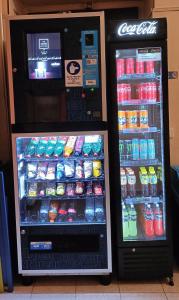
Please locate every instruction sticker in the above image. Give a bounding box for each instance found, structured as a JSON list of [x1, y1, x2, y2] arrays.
[[65, 60, 83, 87]]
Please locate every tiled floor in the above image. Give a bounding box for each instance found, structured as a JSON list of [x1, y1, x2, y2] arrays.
[[0, 272, 179, 300]]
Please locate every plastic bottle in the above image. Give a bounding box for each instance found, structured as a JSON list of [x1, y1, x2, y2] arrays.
[[57, 202, 67, 222], [95, 199, 105, 222], [39, 201, 49, 223], [139, 167, 149, 197], [144, 204, 154, 238], [128, 204, 137, 237], [120, 168, 127, 199], [122, 204, 129, 238], [126, 168, 136, 197], [149, 166, 157, 197], [67, 202, 77, 222], [153, 203, 164, 236]]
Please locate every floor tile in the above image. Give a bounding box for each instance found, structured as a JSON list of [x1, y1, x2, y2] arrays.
[[75, 276, 119, 293], [119, 280, 163, 293], [32, 276, 76, 294], [120, 293, 167, 300], [76, 293, 121, 300], [31, 294, 76, 300], [0, 294, 31, 299], [166, 293, 179, 300], [162, 273, 179, 293]]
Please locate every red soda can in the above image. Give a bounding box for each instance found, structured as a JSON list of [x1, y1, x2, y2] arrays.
[[116, 58, 125, 78], [139, 83, 147, 100], [151, 82, 157, 101], [126, 58, 135, 74], [136, 60, 144, 74], [117, 84, 126, 102], [146, 61, 155, 73], [126, 83, 131, 100]]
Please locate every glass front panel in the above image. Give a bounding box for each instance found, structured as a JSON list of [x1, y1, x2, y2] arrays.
[[116, 47, 166, 241], [16, 134, 106, 226]]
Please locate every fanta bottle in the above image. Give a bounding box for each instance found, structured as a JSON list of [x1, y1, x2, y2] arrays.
[[153, 203, 164, 236], [144, 204, 154, 238]]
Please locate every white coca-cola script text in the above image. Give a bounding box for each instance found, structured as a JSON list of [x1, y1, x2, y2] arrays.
[[118, 21, 158, 36]]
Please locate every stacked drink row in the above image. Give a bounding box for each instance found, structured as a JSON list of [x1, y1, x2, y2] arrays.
[[122, 202, 164, 239], [119, 138, 156, 161], [117, 58, 157, 77], [120, 166, 162, 199], [18, 135, 103, 160], [24, 198, 105, 224], [27, 181, 104, 198], [118, 109, 149, 130]]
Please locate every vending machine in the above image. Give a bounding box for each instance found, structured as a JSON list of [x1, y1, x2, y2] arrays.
[[6, 12, 111, 283], [107, 18, 173, 283]]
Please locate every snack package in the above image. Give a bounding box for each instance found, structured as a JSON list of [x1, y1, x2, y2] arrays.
[[37, 183, 46, 196], [86, 181, 93, 195], [46, 182, 56, 196], [74, 136, 84, 156], [93, 182, 103, 195], [64, 136, 77, 157], [56, 162, 64, 180], [35, 137, 48, 158], [75, 182, 84, 195], [28, 182, 37, 197], [82, 136, 92, 157], [64, 161, 75, 178], [54, 136, 68, 157], [75, 161, 83, 179], [45, 137, 57, 158], [84, 160, 93, 178], [36, 162, 48, 180], [56, 183, 65, 196], [25, 138, 39, 158], [92, 135, 103, 156], [27, 162, 37, 179], [46, 163, 56, 180], [66, 183, 75, 196], [93, 160, 102, 177]]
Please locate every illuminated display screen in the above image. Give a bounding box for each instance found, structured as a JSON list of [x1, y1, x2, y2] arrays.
[[27, 32, 62, 80]]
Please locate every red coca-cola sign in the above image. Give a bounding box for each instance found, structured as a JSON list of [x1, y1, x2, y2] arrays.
[[118, 21, 158, 36]]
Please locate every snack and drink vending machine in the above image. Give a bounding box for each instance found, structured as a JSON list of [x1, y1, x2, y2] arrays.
[[6, 12, 112, 282], [108, 18, 173, 283]]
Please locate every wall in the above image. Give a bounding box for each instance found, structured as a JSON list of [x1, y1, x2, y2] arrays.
[[0, 0, 10, 164], [152, 6, 179, 165]]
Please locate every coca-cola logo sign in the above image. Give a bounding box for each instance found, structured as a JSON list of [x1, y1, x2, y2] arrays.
[[118, 21, 158, 37]]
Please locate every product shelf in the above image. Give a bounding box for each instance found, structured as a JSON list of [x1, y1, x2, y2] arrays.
[[22, 194, 105, 201], [26, 175, 105, 183], [120, 159, 161, 167], [119, 127, 159, 134], [18, 154, 104, 163], [124, 196, 162, 205], [117, 73, 160, 82], [118, 100, 160, 106], [20, 221, 106, 226]]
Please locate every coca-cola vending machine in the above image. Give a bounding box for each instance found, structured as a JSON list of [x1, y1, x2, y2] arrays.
[[107, 18, 173, 283]]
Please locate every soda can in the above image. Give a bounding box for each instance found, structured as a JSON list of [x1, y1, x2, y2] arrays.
[[118, 111, 126, 130], [140, 139, 148, 160], [147, 82, 152, 100], [138, 83, 147, 100], [140, 110, 148, 128], [136, 60, 144, 74], [126, 58, 135, 74], [151, 82, 157, 101], [132, 139, 140, 160], [117, 84, 125, 103], [148, 139, 156, 160], [125, 140, 132, 160], [146, 60, 155, 73], [126, 111, 137, 128], [117, 58, 125, 78], [119, 140, 125, 160], [126, 83, 132, 100]]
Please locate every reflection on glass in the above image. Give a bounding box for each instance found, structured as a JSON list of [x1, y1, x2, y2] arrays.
[[16, 135, 106, 225], [116, 47, 166, 242]]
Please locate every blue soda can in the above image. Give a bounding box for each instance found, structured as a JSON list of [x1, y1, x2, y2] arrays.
[[140, 139, 148, 160], [148, 139, 155, 160], [132, 139, 139, 160]]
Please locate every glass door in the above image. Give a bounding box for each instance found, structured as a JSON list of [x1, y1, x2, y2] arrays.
[[116, 47, 166, 241], [15, 133, 107, 226]]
